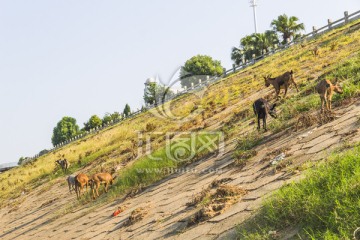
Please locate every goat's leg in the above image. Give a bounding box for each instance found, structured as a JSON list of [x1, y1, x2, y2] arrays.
[[324, 97, 329, 112], [68, 180, 71, 193], [105, 183, 108, 193], [96, 182, 100, 197], [293, 81, 299, 92], [284, 87, 288, 98], [275, 89, 280, 99], [257, 117, 260, 130], [327, 95, 332, 111], [75, 185, 79, 199], [320, 96, 325, 113], [263, 117, 267, 131], [92, 188, 96, 199]]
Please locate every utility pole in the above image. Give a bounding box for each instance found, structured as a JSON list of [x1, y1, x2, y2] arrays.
[[249, 0, 258, 33]]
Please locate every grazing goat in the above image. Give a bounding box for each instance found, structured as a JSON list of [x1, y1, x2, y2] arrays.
[[88, 173, 116, 199], [312, 46, 320, 57], [315, 79, 343, 113], [75, 173, 89, 199], [264, 70, 299, 99], [55, 159, 70, 173], [253, 98, 277, 131], [67, 175, 76, 194]]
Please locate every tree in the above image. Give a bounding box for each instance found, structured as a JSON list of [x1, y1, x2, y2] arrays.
[[231, 31, 279, 65], [180, 55, 223, 88], [143, 82, 174, 106], [38, 149, 49, 157], [271, 14, 305, 43], [253, 31, 279, 54], [102, 113, 112, 125], [103, 112, 121, 124], [18, 156, 27, 165], [83, 115, 102, 131], [110, 112, 121, 121], [123, 104, 131, 117], [51, 116, 80, 146]]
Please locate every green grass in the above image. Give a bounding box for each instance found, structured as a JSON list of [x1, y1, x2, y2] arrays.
[[233, 131, 261, 166], [237, 144, 360, 239]]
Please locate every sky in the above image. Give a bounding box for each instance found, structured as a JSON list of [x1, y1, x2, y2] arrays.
[[0, 0, 359, 164]]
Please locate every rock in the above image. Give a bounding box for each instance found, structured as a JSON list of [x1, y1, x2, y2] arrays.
[[271, 153, 286, 165]]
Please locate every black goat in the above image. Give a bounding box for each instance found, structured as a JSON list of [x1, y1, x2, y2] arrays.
[[253, 98, 277, 131]]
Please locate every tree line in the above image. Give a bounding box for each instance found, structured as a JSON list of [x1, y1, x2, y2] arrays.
[[51, 104, 132, 146]]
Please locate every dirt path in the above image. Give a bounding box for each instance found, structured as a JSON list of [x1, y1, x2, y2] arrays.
[[1, 100, 359, 240]]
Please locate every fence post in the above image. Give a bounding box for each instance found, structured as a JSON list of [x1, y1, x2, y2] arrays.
[[327, 19, 332, 30], [222, 68, 226, 77], [252, 54, 256, 63], [312, 26, 317, 36], [344, 11, 349, 24], [232, 64, 236, 73]]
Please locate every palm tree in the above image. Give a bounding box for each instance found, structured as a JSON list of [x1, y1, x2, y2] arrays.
[[231, 47, 243, 65], [253, 30, 279, 54], [271, 14, 305, 43], [231, 31, 279, 65]]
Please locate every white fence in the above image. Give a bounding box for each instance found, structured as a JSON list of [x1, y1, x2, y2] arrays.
[[22, 10, 360, 164]]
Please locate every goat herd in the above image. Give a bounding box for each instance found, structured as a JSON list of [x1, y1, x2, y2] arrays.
[[55, 72, 343, 200], [56, 159, 116, 200], [253, 70, 343, 131]]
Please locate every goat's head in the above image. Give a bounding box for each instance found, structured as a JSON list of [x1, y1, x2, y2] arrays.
[[110, 175, 117, 185], [88, 179, 95, 188], [269, 103, 277, 118], [333, 79, 343, 94], [264, 75, 271, 87]]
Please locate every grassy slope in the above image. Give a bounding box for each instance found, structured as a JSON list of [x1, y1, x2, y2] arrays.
[[1, 19, 360, 222], [238, 143, 360, 239]]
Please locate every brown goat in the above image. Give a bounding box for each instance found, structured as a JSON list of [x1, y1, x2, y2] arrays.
[[264, 70, 299, 99], [88, 173, 116, 199], [55, 159, 70, 173], [75, 173, 89, 199], [315, 79, 343, 113], [312, 46, 320, 57]]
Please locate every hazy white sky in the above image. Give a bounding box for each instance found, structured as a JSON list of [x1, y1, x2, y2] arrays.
[[0, 0, 359, 164]]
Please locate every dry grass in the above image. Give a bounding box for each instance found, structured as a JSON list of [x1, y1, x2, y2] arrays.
[[295, 112, 318, 131], [187, 184, 247, 226], [123, 206, 149, 226]]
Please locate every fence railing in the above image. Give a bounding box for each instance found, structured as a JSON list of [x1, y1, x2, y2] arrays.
[[22, 9, 360, 165]]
